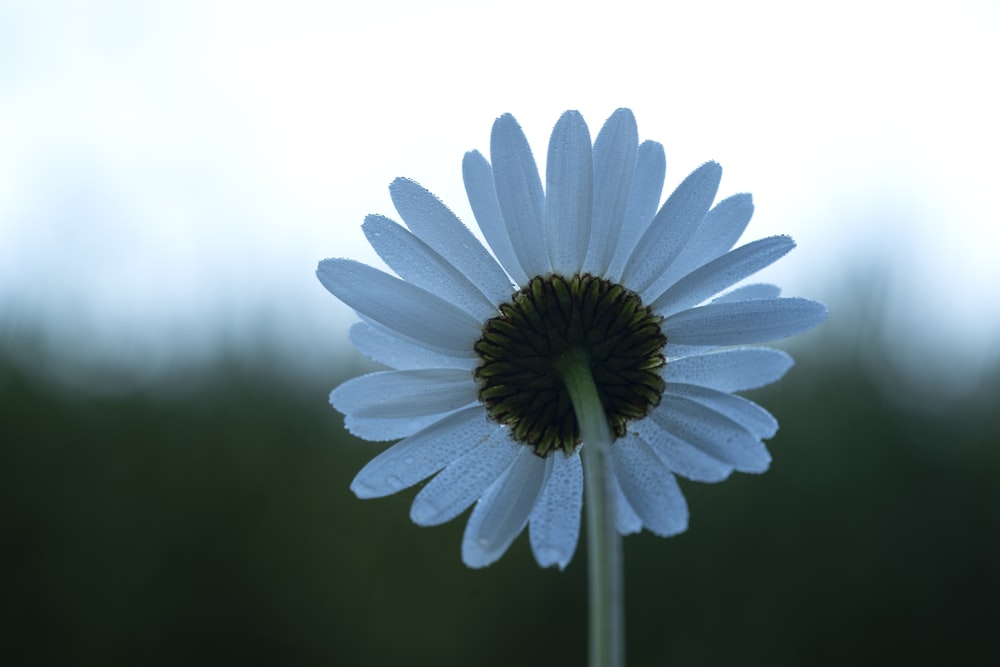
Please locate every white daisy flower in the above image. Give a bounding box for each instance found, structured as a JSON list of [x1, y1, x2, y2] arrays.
[[317, 109, 826, 570]]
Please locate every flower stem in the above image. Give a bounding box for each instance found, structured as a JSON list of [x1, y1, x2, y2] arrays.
[[555, 347, 624, 667]]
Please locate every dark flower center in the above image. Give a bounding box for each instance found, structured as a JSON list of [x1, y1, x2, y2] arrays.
[[473, 274, 667, 457]]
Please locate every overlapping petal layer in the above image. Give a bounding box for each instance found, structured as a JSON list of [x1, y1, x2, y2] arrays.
[[319, 108, 826, 568]]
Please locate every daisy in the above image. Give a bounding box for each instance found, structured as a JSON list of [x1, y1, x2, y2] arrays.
[[317, 108, 826, 572]]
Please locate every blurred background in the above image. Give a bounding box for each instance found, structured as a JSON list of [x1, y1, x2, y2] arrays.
[[2, 1, 998, 665]]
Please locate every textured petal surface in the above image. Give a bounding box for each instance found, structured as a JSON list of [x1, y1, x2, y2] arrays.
[[611, 434, 689, 536], [662, 297, 828, 346], [317, 259, 481, 356], [544, 110, 593, 275], [389, 178, 514, 306], [529, 450, 584, 569], [463, 150, 530, 285], [713, 282, 782, 303], [654, 193, 754, 290], [623, 161, 722, 297], [331, 369, 477, 419], [462, 447, 549, 568], [607, 140, 665, 280], [652, 395, 771, 473], [664, 347, 794, 392], [410, 428, 519, 526], [343, 411, 457, 442], [350, 406, 492, 499], [584, 108, 637, 276], [611, 472, 643, 535], [633, 417, 735, 483], [651, 235, 795, 316], [665, 384, 778, 440], [363, 215, 498, 320], [490, 114, 550, 278], [348, 322, 477, 371]]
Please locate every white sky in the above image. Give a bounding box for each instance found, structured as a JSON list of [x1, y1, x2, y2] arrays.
[[1, 0, 998, 386]]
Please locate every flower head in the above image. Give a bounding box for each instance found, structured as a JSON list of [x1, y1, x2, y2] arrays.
[[318, 109, 826, 569]]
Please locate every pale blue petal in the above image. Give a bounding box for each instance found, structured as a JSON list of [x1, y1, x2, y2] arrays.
[[462, 447, 550, 568], [665, 344, 717, 361], [651, 236, 796, 316], [490, 114, 550, 278], [463, 150, 530, 285], [584, 108, 637, 276], [607, 141, 665, 281], [611, 473, 643, 535], [331, 369, 477, 418], [622, 161, 722, 297], [665, 384, 778, 440], [343, 411, 458, 442], [661, 297, 828, 346], [410, 428, 519, 526], [610, 433, 689, 537], [664, 347, 793, 392], [317, 259, 481, 356], [652, 395, 771, 473], [654, 193, 754, 290], [348, 322, 478, 371], [633, 416, 734, 483], [350, 406, 492, 499], [544, 110, 593, 275], [389, 178, 514, 306], [363, 214, 498, 320], [713, 283, 781, 303], [529, 450, 584, 570]]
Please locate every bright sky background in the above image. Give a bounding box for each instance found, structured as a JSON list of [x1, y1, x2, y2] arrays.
[[1, 0, 998, 389]]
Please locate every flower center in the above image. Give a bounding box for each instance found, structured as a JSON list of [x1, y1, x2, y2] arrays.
[[473, 274, 667, 457]]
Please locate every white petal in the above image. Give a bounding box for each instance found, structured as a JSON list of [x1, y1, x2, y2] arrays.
[[610, 433, 689, 537], [651, 395, 771, 473], [410, 428, 519, 526], [665, 344, 717, 361], [462, 447, 549, 568], [611, 472, 643, 535], [661, 297, 828, 346], [331, 369, 477, 418], [664, 347, 793, 392], [389, 178, 514, 306], [490, 113, 550, 278], [350, 406, 492, 499], [348, 322, 478, 371], [344, 412, 455, 442], [607, 141, 665, 281], [529, 450, 584, 570], [654, 193, 754, 290], [652, 236, 796, 317], [713, 283, 782, 303], [665, 384, 778, 440], [544, 110, 593, 275], [633, 416, 734, 483], [463, 150, 530, 285], [363, 215, 498, 320], [622, 161, 722, 297], [317, 259, 481, 356], [584, 108, 638, 276]]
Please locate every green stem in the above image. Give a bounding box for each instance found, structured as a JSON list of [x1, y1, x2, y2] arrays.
[[555, 348, 625, 667]]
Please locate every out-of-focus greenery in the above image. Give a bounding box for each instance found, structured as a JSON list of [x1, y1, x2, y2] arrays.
[[2, 329, 998, 666]]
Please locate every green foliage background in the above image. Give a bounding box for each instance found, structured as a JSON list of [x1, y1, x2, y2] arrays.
[[3, 327, 998, 666]]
